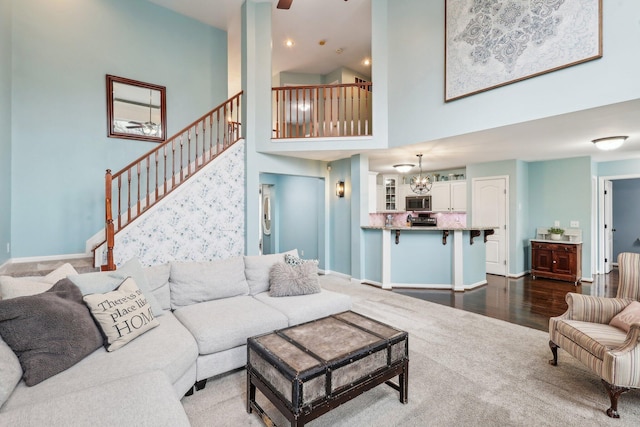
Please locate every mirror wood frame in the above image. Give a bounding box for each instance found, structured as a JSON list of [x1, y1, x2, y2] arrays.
[[106, 75, 167, 143]]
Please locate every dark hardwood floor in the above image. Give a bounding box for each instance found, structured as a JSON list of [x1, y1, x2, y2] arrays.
[[393, 270, 619, 332]]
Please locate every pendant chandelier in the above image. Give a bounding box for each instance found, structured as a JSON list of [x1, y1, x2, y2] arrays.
[[410, 154, 432, 194]]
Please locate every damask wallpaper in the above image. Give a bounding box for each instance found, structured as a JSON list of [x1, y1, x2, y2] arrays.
[[445, 0, 601, 101], [112, 141, 245, 267]]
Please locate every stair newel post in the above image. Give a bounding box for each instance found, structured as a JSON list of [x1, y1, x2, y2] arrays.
[[104, 169, 116, 271]]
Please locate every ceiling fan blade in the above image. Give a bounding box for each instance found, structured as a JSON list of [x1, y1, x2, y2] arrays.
[[276, 0, 293, 10]]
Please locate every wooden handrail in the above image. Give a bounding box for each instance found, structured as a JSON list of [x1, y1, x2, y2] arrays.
[[100, 91, 243, 270], [272, 82, 372, 139]]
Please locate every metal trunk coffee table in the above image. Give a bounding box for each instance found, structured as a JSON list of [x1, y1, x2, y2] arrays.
[[246, 311, 409, 426]]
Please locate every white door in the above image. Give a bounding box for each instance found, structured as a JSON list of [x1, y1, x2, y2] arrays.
[[472, 177, 508, 276], [604, 180, 614, 273]]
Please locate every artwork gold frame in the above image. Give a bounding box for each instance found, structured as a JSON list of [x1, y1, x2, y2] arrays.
[[106, 75, 167, 142], [445, 0, 602, 102]]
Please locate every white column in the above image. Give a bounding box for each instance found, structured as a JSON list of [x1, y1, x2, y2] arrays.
[[382, 229, 392, 289], [452, 230, 464, 291]]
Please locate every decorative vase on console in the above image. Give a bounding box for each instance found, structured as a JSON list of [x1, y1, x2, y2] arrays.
[[548, 227, 564, 241]]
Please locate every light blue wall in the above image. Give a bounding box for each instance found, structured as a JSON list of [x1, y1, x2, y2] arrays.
[[384, 0, 640, 147], [612, 179, 640, 259], [273, 174, 324, 264], [10, 0, 228, 257], [329, 158, 351, 275], [529, 157, 592, 276], [391, 232, 452, 284], [362, 229, 382, 283], [598, 158, 640, 177], [0, 0, 11, 264]]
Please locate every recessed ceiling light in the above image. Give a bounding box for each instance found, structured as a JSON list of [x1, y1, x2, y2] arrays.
[[335, 48, 344, 54], [285, 39, 294, 47], [363, 58, 371, 66]]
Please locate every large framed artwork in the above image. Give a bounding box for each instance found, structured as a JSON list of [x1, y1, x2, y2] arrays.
[[445, 0, 602, 102]]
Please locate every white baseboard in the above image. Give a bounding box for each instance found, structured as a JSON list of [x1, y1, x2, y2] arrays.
[[508, 271, 528, 278]]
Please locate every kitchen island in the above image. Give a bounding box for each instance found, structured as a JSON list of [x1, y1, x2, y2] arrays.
[[361, 226, 496, 291]]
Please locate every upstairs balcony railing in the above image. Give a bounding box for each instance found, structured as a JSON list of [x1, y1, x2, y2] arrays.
[[272, 82, 372, 139], [101, 91, 243, 270]]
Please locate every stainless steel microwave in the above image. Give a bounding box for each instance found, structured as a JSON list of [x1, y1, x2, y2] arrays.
[[405, 195, 431, 211]]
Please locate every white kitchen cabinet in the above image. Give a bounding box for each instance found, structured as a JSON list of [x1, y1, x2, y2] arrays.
[[431, 181, 466, 212], [397, 183, 411, 211], [382, 174, 398, 211]]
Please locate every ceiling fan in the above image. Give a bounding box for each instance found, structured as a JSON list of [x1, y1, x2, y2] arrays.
[[277, 0, 347, 10]]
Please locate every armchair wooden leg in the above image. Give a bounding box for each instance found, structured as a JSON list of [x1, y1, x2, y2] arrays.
[[602, 380, 630, 418], [548, 340, 559, 366]]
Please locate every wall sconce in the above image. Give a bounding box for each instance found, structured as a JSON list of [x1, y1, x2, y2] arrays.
[[336, 181, 345, 198]]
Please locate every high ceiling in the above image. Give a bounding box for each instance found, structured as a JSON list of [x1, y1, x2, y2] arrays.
[[146, 0, 640, 173]]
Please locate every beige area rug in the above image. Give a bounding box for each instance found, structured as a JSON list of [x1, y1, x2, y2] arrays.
[[181, 275, 640, 426]]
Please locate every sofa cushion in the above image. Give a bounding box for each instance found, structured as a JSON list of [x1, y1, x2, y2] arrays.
[[610, 300, 640, 333], [144, 263, 171, 311], [269, 261, 321, 297], [0, 370, 190, 426], [0, 335, 22, 409], [254, 289, 353, 326], [1, 312, 197, 412], [173, 295, 288, 354], [169, 256, 249, 309], [244, 249, 298, 295], [0, 263, 78, 299], [83, 277, 160, 352], [69, 257, 164, 317], [0, 279, 103, 386], [556, 319, 627, 360]]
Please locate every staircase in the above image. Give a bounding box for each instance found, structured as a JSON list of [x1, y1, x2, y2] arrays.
[[95, 92, 244, 270]]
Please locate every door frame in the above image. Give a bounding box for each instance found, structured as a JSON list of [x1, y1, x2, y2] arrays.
[[597, 174, 640, 274], [471, 175, 509, 276]]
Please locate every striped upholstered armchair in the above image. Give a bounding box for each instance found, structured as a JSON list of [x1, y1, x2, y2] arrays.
[[549, 252, 640, 418]]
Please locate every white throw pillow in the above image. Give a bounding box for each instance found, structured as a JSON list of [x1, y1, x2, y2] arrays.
[[83, 277, 160, 352]]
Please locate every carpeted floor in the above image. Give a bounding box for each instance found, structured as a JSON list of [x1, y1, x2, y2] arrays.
[[181, 275, 640, 426]]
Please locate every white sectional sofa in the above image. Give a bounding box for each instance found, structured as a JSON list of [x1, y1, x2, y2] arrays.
[[0, 250, 352, 426]]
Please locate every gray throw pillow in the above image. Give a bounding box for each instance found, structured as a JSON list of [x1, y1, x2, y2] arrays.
[[269, 262, 321, 297], [169, 256, 249, 309], [0, 279, 103, 386]]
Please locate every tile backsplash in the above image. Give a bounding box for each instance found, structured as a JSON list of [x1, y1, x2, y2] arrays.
[[368, 212, 467, 228]]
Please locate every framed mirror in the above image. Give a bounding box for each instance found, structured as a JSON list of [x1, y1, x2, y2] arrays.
[[106, 75, 166, 142]]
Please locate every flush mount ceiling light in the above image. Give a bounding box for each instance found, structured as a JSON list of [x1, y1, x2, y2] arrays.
[[592, 136, 628, 151], [410, 154, 433, 195], [393, 163, 414, 174], [284, 39, 294, 47]]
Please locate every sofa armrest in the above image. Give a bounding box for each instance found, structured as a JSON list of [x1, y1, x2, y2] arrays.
[[611, 322, 640, 355], [561, 293, 633, 324]]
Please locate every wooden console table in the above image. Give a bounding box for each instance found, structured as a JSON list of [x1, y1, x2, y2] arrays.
[[531, 240, 582, 285]]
